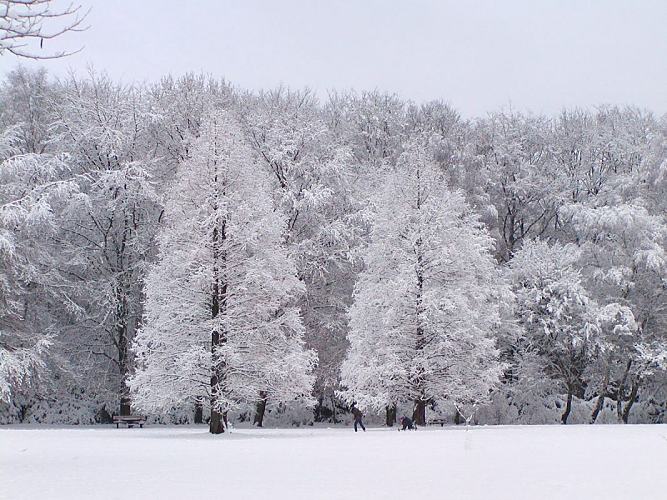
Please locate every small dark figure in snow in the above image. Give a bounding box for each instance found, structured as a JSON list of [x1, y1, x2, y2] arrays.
[[399, 416, 415, 431], [351, 403, 366, 432]]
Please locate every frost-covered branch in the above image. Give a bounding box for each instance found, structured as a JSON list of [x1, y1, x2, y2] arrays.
[[0, 0, 88, 59]]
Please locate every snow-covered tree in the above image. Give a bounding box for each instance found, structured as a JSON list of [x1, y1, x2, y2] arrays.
[[476, 112, 565, 261], [558, 115, 667, 422], [129, 110, 316, 434], [1, 64, 665, 427], [341, 139, 505, 425], [339, 90, 406, 167], [0, 128, 79, 404], [508, 239, 600, 424], [0, 67, 55, 155], [242, 88, 360, 421], [48, 72, 162, 417], [587, 303, 639, 423], [147, 73, 234, 171]]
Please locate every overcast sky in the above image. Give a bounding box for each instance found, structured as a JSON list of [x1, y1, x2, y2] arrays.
[[2, 0, 666, 117]]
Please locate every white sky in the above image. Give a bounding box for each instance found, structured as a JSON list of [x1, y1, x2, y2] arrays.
[[2, 0, 666, 117]]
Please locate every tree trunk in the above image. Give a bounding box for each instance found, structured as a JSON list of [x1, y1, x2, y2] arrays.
[[210, 408, 225, 434], [385, 404, 396, 427], [314, 394, 324, 422], [254, 394, 267, 427], [590, 393, 605, 424], [413, 400, 426, 426], [330, 393, 338, 424], [590, 369, 609, 424], [209, 208, 228, 434], [120, 396, 131, 416], [621, 377, 640, 424], [454, 409, 461, 425], [616, 360, 632, 423], [194, 400, 203, 424], [412, 178, 427, 429], [115, 213, 134, 418], [117, 284, 131, 416], [561, 389, 573, 424], [209, 323, 224, 434], [209, 325, 224, 435]]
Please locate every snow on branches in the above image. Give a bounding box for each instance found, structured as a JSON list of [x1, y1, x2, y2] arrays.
[[1, 67, 666, 427], [0, 130, 78, 404], [341, 139, 505, 425], [129, 111, 316, 433], [0, 0, 87, 59]]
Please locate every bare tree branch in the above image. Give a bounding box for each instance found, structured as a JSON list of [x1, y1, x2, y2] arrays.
[[0, 0, 89, 59]]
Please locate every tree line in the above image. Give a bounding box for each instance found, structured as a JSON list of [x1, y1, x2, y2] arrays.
[[1, 67, 665, 431]]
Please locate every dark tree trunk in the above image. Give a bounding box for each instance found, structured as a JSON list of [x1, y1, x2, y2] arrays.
[[590, 368, 609, 424], [118, 347, 131, 415], [210, 324, 224, 434], [120, 396, 131, 416], [505, 210, 516, 261], [561, 389, 573, 424], [621, 377, 640, 424], [254, 394, 267, 427], [590, 393, 605, 424], [385, 404, 396, 427], [411, 174, 427, 429], [209, 204, 228, 435], [616, 360, 632, 423], [454, 409, 461, 425], [210, 408, 225, 434], [117, 285, 131, 416], [413, 400, 426, 426], [331, 393, 338, 424], [314, 394, 324, 422], [194, 401, 203, 424], [115, 213, 135, 418]]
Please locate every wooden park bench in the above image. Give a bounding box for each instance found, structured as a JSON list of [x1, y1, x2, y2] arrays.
[[112, 415, 146, 429], [428, 417, 447, 427]]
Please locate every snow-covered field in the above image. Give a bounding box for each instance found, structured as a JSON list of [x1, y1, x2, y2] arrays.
[[1, 424, 666, 500]]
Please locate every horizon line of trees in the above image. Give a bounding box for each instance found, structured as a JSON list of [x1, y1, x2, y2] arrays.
[[1, 66, 666, 432]]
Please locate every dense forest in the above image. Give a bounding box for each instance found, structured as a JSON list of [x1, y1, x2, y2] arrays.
[[1, 67, 666, 430]]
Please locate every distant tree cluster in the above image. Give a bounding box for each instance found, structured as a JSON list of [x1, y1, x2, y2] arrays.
[[1, 67, 665, 430]]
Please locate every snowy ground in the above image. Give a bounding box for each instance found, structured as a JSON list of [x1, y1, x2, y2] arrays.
[[1, 424, 666, 500]]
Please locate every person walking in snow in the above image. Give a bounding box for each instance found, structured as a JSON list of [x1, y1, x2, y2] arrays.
[[351, 403, 366, 432], [399, 416, 415, 431]]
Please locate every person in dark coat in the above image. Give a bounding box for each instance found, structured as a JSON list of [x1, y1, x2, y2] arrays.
[[351, 403, 366, 432], [399, 416, 415, 430]]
